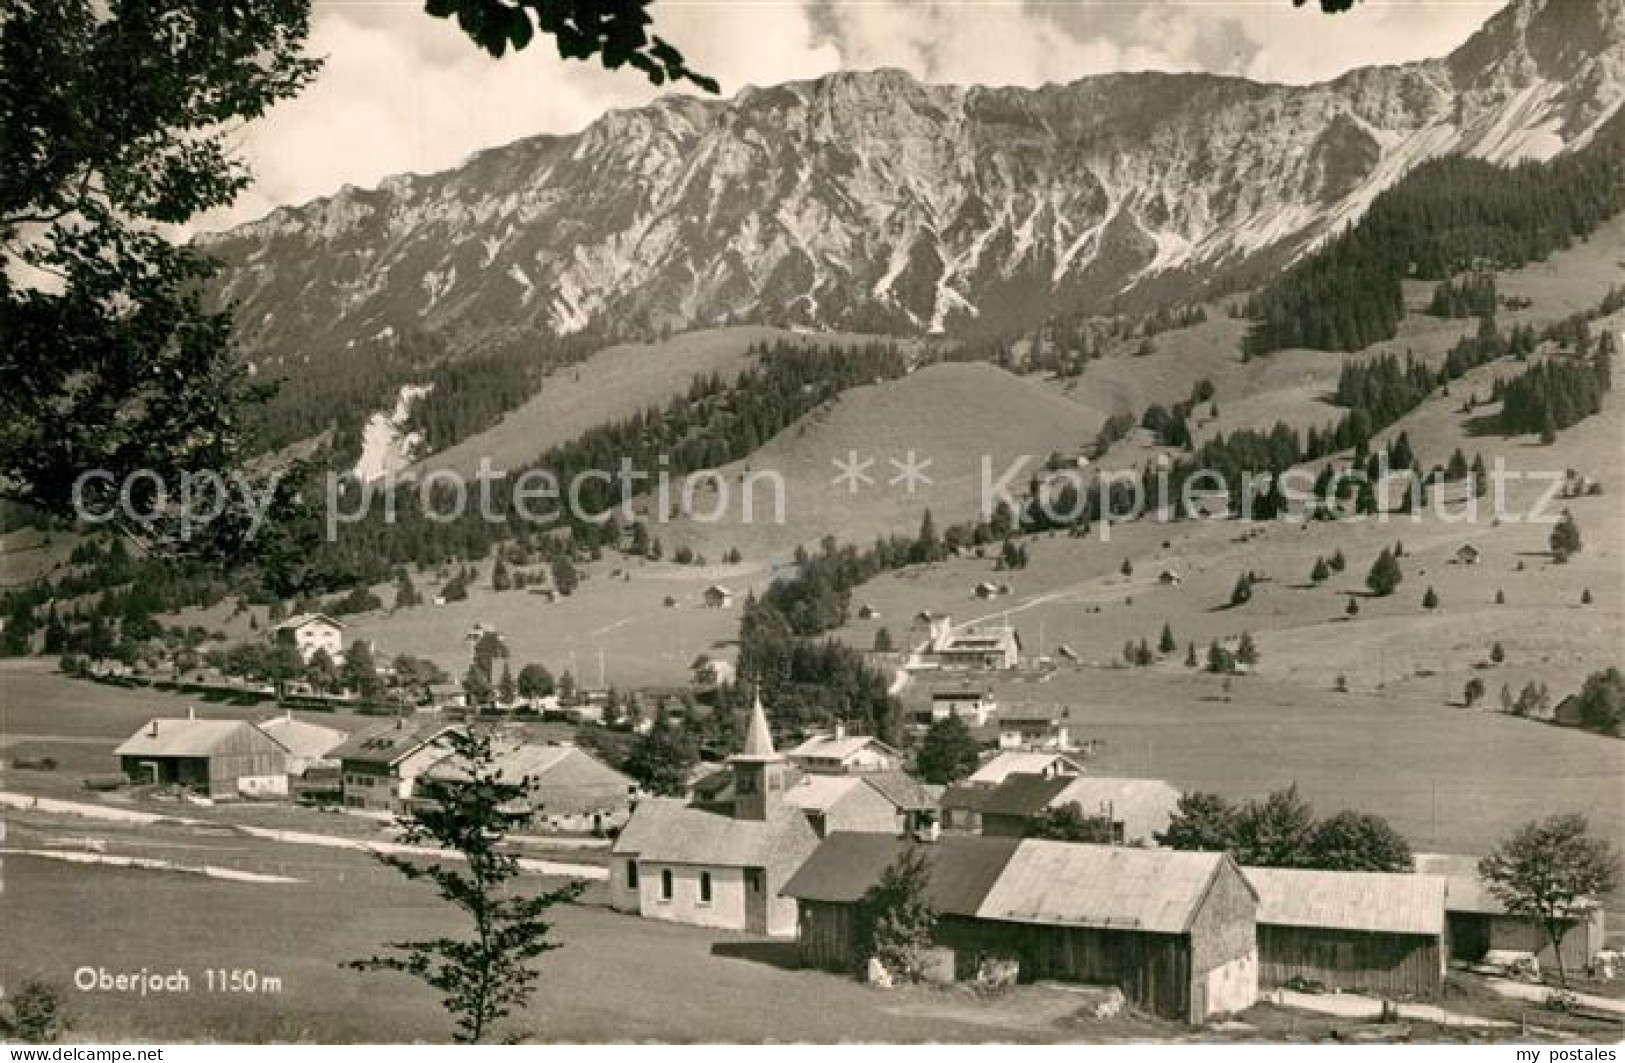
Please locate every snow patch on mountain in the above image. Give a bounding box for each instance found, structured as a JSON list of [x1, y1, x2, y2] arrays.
[[354, 384, 434, 483]]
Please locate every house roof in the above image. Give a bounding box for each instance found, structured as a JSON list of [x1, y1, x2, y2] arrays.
[[424, 741, 575, 784], [977, 773, 1076, 817], [978, 842, 1239, 933], [781, 834, 1021, 913], [860, 771, 937, 812], [274, 612, 343, 632], [333, 721, 461, 767], [1052, 776, 1182, 823], [941, 782, 999, 815], [783, 774, 865, 813], [255, 715, 348, 760], [787, 733, 899, 762], [611, 798, 817, 871], [115, 718, 287, 759], [966, 751, 1083, 786], [1245, 867, 1447, 936]]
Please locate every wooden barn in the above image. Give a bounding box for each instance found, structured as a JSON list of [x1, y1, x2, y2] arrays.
[[1415, 853, 1605, 973], [1247, 867, 1447, 998], [115, 714, 289, 799], [782, 835, 1259, 1023]]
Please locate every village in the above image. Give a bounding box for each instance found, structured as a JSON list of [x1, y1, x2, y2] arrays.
[[4, 589, 1621, 1043]]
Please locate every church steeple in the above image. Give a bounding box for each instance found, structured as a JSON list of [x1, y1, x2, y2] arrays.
[[735, 691, 779, 761], [729, 691, 788, 820]]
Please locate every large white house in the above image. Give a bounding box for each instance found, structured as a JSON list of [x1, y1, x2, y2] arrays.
[[273, 612, 345, 664]]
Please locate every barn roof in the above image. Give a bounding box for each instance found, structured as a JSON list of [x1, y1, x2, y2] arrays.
[[1245, 867, 1447, 936], [255, 714, 348, 760], [781, 834, 1020, 913], [977, 841, 1236, 933], [612, 799, 817, 871], [116, 718, 286, 759]]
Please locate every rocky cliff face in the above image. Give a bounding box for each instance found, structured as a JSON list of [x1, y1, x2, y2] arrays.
[[202, 0, 1624, 358]]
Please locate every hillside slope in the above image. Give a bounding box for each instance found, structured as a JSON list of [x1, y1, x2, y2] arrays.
[[656, 362, 1101, 557]]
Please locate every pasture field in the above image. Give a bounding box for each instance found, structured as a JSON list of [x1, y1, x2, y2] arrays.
[[0, 841, 1155, 1043], [411, 326, 909, 479]]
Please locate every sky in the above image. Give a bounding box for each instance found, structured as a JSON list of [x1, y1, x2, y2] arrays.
[[204, 0, 1504, 231]]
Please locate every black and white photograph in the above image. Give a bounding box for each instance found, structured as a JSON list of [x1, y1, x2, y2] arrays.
[[1, 0, 1622, 1048]]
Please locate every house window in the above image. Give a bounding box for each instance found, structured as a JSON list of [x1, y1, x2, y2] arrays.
[[626, 860, 639, 890], [699, 871, 713, 905], [660, 868, 673, 902], [745, 868, 763, 894]]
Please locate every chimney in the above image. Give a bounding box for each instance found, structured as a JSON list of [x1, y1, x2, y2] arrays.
[[187, 706, 195, 721], [285, 709, 293, 723], [834, 722, 846, 741], [148, 719, 159, 738]]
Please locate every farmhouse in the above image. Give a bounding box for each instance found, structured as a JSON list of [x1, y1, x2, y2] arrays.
[[422, 740, 638, 833], [609, 697, 819, 936], [1246, 867, 1448, 998], [255, 712, 347, 775], [997, 704, 1074, 751], [272, 612, 344, 664], [334, 720, 462, 812], [966, 750, 1085, 787], [944, 773, 1179, 843], [1414, 853, 1605, 973], [922, 618, 1022, 671], [787, 728, 902, 774], [783, 772, 937, 839], [784, 837, 1259, 1023], [910, 688, 996, 732], [114, 714, 289, 799]]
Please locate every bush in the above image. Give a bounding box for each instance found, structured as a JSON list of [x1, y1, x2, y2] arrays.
[[0, 979, 70, 1043]]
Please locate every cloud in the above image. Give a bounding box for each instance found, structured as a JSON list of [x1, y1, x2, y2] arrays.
[[202, 0, 1501, 230]]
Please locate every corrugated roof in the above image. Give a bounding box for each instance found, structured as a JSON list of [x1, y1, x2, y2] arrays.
[[612, 799, 817, 871], [1246, 867, 1447, 936], [115, 719, 286, 759], [977, 841, 1228, 932], [781, 834, 1021, 914]]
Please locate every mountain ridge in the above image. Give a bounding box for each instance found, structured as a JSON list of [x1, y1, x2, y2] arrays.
[[201, 0, 1625, 362]]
